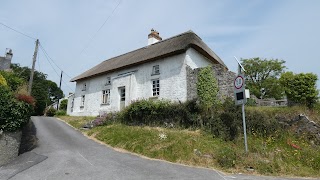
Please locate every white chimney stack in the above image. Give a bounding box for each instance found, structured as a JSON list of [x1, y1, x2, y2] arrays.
[[148, 29, 162, 45]]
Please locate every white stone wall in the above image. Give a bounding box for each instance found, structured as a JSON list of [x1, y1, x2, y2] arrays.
[[68, 53, 189, 116]]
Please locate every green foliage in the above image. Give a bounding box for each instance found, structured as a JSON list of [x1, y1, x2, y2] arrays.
[[55, 110, 66, 116], [59, 99, 68, 111], [0, 71, 24, 91], [196, 66, 219, 109], [10, 64, 64, 115], [241, 58, 286, 99], [120, 99, 199, 128], [0, 73, 7, 86], [46, 107, 56, 117], [280, 72, 319, 108], [216, 146, 237, 168], [0, 85, 33, 132]]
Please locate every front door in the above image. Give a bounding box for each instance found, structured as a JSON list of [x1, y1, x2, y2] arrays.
[[119, 87, 125, 111]]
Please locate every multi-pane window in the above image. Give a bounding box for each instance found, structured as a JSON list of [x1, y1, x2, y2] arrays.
[[120, 88, 125, 101], [82, 83, 87, 91], [102, 89, 110, 104], [106, 77, 111, 85], [80, 95, 85, 107], [152, 79, 160, 96], [152, 65, 160, 75]]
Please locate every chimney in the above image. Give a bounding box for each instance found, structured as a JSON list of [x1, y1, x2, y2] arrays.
[[148, 29, 162, 45], [5, 48, 13, 60]]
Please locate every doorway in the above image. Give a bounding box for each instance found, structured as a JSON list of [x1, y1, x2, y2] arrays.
[[119, 87, 125, 111]]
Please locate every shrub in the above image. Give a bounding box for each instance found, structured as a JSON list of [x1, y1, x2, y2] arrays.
[[46, 107, 56, 117], [15, 94, 35, 106], [0, 74, 7, 86], [0, 85, 33, 132], [120, 99, 198, 128], [0, 71, 24, 91], [59, 99, 68, 111]]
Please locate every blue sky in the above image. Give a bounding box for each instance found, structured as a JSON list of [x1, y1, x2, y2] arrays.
[[0, 0, 319, 96]]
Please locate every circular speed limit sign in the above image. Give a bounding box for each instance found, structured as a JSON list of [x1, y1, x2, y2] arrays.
[[234, 75, 244, 89]]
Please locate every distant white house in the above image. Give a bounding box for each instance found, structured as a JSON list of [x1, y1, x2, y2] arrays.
[[67, 30, 230, 116]]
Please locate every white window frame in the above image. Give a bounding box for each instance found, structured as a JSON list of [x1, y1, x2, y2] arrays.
[[102, 89, 110, 104], [80, 95, 85, 107], [105, 77, 111, 85], [152, 65, 160, 75], [152, 79, 160, 96]]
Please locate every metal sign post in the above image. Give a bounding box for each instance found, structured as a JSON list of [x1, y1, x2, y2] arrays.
[[234, 56, 248, 153]]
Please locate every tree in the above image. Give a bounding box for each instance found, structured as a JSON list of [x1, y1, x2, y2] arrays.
[[10, 64, 64, 115], [59, 99, 68, 111], [241, 57, 286, 99], [280, 72, 319, 108]]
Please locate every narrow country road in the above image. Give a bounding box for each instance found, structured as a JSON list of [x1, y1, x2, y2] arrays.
[[0, 117, 312, 180]]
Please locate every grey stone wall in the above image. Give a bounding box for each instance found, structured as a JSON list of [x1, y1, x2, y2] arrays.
[[0, 131, 22, 166], [0, 57, 11, 70], [186, 64, 236, 101]]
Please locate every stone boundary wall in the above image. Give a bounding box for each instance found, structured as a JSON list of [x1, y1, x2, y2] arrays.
[[187, 64, 236, 101], [0, 131, 21, 166]]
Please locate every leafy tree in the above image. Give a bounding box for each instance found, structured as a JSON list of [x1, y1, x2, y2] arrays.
[[280, 72, 319, 108], [241, 57, 286, 99], [10, 64, 64, 115], [197, 66, 219, 109]]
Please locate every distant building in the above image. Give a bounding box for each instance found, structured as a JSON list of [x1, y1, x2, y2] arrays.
[[0, 49, 13, 70]]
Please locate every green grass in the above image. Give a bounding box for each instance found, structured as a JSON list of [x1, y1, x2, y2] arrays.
[[57, 115, 95, 129], [58, 114, 320, 178]]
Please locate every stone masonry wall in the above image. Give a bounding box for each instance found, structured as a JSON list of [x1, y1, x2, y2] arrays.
[[187, 64, 236, 101], [0, 131, 22, 166]]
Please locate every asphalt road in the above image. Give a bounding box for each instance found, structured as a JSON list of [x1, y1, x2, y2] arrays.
[[0, 117, 315, 180]]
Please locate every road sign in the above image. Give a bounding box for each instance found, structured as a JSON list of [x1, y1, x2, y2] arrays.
[[234, 74, 246, 106]]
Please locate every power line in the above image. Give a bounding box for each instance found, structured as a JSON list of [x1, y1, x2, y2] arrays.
[[0, 22, 36, 40], [79, 0, 121, 55], [39, 45, 74, 92], [39, 44, 73, 79]]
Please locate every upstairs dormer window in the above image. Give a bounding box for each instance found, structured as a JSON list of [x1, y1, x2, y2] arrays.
[[105, 77, 111, 85], [152, 65, 160, 75], [82, 83, 87, 91]]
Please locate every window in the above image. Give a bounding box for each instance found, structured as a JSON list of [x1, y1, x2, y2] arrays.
[[152, 65, 160, 75], [152, 79, 160, 96], [71, 98, 74, 112], [102, 89, 110, 104], [105, 77, 111, 85], [80, 95, 85, 107], [82, 83, 87, 91]]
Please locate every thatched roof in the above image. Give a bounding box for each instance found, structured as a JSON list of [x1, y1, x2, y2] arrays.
[[71, 30, 227, 82]]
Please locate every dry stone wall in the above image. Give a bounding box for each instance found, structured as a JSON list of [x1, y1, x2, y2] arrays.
[[187, 64, 236, 101], [0, 131, 21, 166]]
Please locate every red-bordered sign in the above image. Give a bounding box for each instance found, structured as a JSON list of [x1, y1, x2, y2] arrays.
[[234, 75, 244, 89]]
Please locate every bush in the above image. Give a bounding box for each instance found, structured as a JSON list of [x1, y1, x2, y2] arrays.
[[15, 94, 35, 106], [0, 71, 24, 91], [120, 99, 198, 128], [46, 107, 56, 117], [59, 99, 68, 111], [0, 85, 33, 132], [0, 74, 7, 86]]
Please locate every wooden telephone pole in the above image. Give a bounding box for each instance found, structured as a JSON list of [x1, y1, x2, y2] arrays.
[[28, 39, 39, 95]]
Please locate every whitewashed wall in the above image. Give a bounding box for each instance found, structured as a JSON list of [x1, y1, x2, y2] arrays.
[[68, 53, 188, 116], [185, 48, 212, 69]]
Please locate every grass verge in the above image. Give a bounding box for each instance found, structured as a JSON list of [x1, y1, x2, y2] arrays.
[[58, 115, 320, 178]]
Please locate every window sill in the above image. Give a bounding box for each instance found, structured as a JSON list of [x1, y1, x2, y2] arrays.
[[149, 96, 159, 100], [151, 73, 160, 76], [101, 103, 110, 106]]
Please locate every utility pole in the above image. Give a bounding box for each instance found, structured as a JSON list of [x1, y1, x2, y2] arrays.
[[28, 39, 39, 95], [56, 71, 63, 110]]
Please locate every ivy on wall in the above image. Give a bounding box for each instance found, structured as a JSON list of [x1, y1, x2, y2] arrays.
[[196, 66, 219, 109]]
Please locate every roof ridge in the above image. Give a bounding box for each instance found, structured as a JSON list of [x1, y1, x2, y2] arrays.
[[102, 30, 198, 62]]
